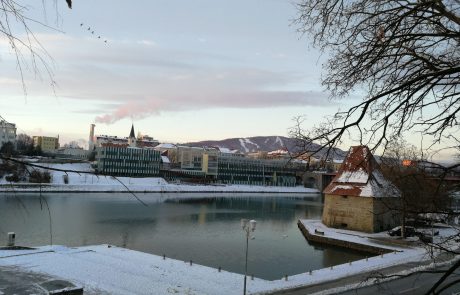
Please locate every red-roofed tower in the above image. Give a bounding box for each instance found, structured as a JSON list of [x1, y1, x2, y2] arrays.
[[322, 146, 401, 233]]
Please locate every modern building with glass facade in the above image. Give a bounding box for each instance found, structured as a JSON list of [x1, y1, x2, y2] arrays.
[[213, 154, 298, 186], [96, 146, 161, 177], [151, 144, 303, 186]]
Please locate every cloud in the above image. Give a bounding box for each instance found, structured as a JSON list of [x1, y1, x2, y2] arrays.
[[94, 90, 328, 124], [0, 33, 329, 124]]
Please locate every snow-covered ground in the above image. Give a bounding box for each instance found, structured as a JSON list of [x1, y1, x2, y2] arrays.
[[0, 162, 318, 194], [300, 220, 416, 251], [0, 233, 441, 295], [0, 220, 456, 294]]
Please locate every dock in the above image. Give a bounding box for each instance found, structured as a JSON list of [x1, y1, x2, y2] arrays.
[[297, 219, 408, 255]]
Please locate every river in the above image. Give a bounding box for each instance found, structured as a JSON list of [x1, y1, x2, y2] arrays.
[[0, 193, 367, 280]]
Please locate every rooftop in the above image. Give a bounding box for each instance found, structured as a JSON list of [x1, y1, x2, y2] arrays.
[[323, 146, 400, 198]]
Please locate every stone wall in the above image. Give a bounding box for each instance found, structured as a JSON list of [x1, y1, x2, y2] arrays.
[[322, 194, 375, 232], [322, 194, 401, 233]]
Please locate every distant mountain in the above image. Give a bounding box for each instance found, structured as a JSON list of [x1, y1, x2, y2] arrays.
[[185, 136, 346, 159]]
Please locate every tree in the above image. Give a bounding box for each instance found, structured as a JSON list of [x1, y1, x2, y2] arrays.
[[293, 0, 460, 157], [0, 0, 72, 93], [380, 139, 453, 238], [293, 2, 460, 292], [0, 141, 15, 156], [16, 133, 34, 154]]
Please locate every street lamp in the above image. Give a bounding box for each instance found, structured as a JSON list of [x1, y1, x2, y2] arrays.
[[241, 219, 256, 295]]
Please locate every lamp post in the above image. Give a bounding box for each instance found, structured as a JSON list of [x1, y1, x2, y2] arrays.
[[241, 219, 256, 295]]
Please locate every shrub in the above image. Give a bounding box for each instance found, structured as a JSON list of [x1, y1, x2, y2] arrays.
[[5, 173, 19, 182], [29, 170, 51, 183]]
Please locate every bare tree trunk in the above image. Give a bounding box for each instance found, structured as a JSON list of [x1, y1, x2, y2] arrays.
[[402, 199, 406, 238]]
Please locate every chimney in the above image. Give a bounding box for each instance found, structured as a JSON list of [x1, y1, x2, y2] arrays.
[[89, 124, 96, 150]]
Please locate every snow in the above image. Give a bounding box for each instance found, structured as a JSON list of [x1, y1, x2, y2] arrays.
[[275, 136, 284, 147], [0, 245, 263, 295], [359, 182, 373, 197], [0, 238, 434, 295], [217, 147, 232, 154], [267, 149, 288, 155], [244, 138, 259, 149], [155, 143, 176, 149], [300, 220, 409, 251], [336, 169, 369, 184], [309, 256, 460, 295], [239, 138, 249, 153], [0, 163, 318, 194], [330, 168, 400, 198], [0, 221, 454, 294], [330, 185, 353, 192]]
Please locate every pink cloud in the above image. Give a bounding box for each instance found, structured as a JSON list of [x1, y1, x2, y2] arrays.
[[94, 90, 328, 124]]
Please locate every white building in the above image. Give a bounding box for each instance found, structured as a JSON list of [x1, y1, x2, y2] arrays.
[[0, 118, 16, 148]]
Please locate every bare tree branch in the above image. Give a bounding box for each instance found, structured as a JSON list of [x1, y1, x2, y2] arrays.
[[293, 0, 460, 156]]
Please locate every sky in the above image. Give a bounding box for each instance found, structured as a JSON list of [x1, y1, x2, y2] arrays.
[[0, 0, 349, 146], [0, 1, 456, 161]]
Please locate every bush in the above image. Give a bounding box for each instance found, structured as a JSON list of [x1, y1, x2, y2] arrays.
[[29, 170, 51, 183], [5, 173, 19, 182]]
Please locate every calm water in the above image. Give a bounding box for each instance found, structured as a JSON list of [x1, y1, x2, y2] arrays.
[[0, 193, 367, 280]]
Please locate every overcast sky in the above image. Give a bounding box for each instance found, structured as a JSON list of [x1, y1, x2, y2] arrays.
[[1, 0, 356, 146]]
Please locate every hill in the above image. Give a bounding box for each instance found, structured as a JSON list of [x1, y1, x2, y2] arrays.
[[186, 136, 346, 158]]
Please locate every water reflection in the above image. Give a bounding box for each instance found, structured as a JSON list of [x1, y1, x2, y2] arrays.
[[0, 193, 367, 280]]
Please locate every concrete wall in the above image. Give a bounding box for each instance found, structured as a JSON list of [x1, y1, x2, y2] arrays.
[[322, 194, 401, 233]]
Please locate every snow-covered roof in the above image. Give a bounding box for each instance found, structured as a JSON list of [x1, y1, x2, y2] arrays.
[[267, 148, 289, 155], [217, 147, 232, 153], [324, 146, 400, 198], [155, 143, 177, 149], [161, 156, 170, 163]]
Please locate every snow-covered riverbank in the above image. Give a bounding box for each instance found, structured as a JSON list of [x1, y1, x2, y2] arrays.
[[0, 242, 439, 295], [0, 162, 318, 194]]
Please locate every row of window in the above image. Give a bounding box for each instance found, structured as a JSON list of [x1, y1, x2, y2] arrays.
[[219, 179, 296, 187]]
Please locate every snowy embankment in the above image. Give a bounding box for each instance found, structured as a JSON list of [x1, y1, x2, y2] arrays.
[[0, 163, 318, 194], [0, 240, 440, 295], [0, 220, 454, 294]]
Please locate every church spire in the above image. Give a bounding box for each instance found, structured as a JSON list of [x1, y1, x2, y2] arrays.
[[129, 124, 135, 139], [128, 124, 137, 147]]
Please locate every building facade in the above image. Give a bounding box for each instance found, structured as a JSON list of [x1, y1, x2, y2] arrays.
[[153, 144, 303, 186], [0, 118, 16, 148], [96, 146, 161, 177], [202, 150, 218, 176], [33, 136, 59, 152], [322, 146, 401, 233], [176, 146, 205, 170], [214, 155, 297, 186]]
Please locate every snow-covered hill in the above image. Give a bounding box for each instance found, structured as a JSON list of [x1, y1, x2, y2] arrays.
[[186, 135, 346, 158]]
